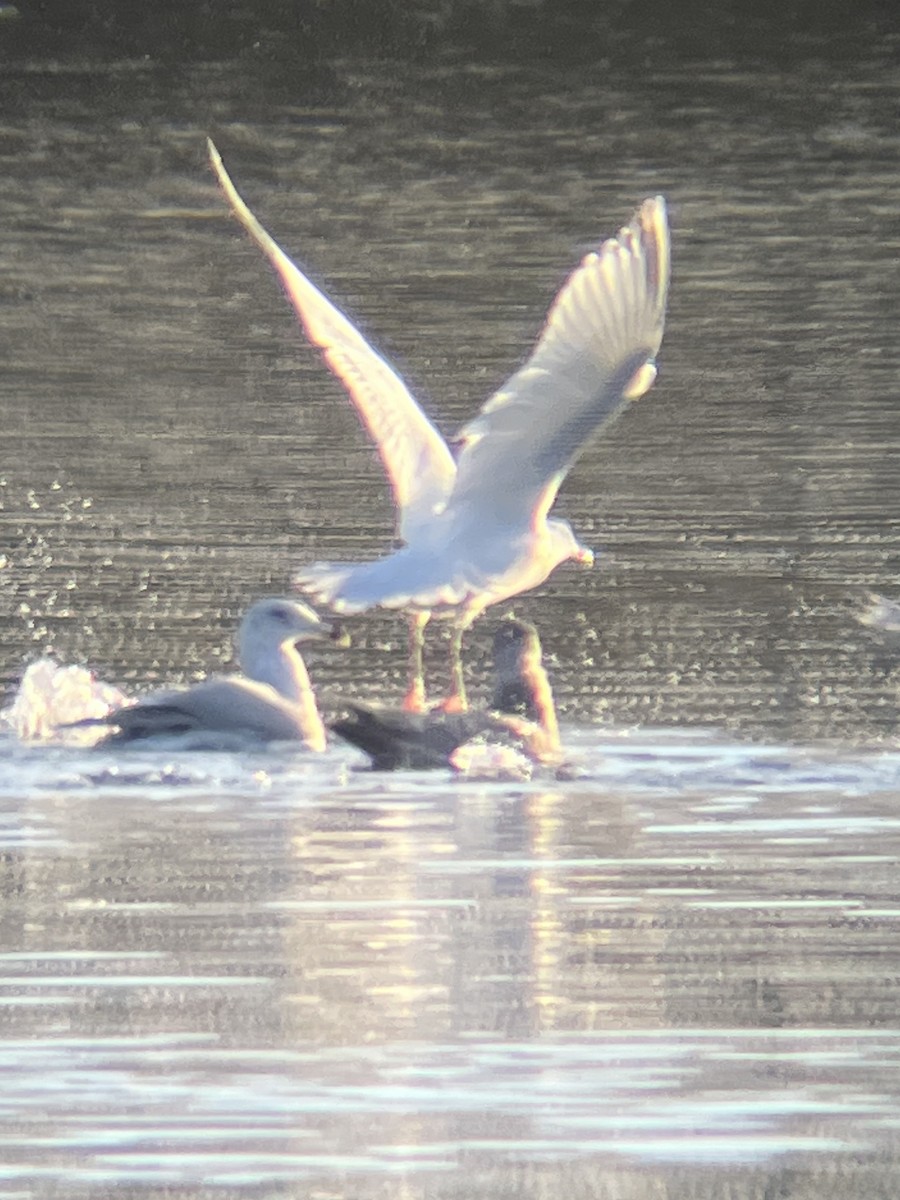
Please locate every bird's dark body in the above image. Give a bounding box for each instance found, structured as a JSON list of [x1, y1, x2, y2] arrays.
[[331, 704, 493, 770]]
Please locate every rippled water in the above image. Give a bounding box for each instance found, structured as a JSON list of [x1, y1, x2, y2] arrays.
[[4, 728, 900, 1192], [2, 40, 900, 738], [1, 16, 900, 1197]]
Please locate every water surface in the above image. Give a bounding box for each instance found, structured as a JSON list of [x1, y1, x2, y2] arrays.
[[1, 26, 900, 1197]]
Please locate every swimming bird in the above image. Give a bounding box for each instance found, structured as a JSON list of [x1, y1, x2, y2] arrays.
[[330, 618, 560, 771], [70, 598, 345, 751], [330, 704, 493, 772], [208, 139, 669, 711]]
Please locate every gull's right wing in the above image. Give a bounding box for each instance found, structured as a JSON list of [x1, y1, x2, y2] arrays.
[[450, 195, 670, 524], [208, 140, 456, 542]]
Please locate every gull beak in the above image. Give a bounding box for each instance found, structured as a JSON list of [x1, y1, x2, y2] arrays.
[[575, 545, 595, 568]]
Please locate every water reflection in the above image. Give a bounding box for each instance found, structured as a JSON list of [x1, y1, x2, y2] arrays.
[[2, 1030, 894, 1187], [1, 737, 900, 1189]]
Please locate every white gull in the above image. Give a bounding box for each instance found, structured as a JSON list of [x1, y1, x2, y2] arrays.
[[208, 140, 670, 711], [69, 597, 343, 752]]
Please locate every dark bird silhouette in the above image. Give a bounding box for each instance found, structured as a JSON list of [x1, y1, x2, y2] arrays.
[[330, 618, 560, 770]]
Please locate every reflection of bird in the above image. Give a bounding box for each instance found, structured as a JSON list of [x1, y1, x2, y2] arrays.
[[331, 618, 559, 771], [69, 598, 345, 751], [208, 140, 669, 712]]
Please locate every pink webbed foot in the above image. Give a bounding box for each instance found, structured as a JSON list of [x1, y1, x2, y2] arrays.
[[402, 681, 427, 714]]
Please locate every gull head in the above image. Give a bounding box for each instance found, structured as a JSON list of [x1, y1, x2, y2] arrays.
[[237, 598, 346, 666]]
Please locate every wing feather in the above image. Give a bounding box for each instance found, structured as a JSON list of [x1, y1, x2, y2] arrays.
[[109, 679, 308, 743], [449, 196, 670, 522], [208, 140, 456, 541]]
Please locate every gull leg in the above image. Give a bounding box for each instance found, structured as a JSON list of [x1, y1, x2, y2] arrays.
[[441, 622, 469, 713], [402, 611, 429, 713]]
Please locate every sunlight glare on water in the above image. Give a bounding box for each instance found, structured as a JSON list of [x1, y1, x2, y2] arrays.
[[2, 722, 900, 1190]]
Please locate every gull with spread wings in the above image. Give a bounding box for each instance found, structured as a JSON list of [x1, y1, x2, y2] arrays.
[[208, 140, 670, 711]]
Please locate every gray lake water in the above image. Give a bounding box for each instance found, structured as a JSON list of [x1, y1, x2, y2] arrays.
[[1, 24, 900, 1197]]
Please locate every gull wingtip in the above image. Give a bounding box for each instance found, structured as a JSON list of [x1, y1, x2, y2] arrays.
[[640, 194, 669, 237]]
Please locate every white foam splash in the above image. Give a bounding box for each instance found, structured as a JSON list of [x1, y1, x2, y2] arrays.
[[1, 658, 129, 746]]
